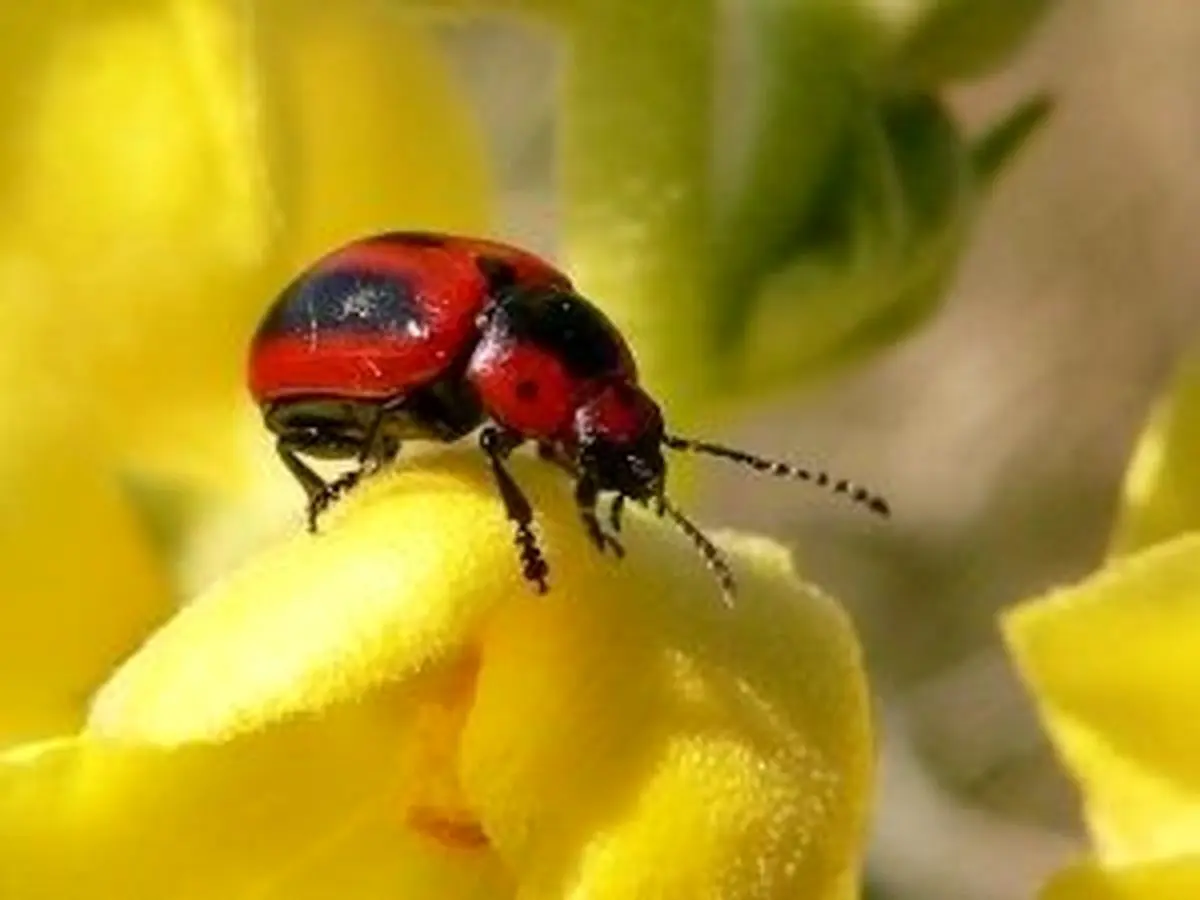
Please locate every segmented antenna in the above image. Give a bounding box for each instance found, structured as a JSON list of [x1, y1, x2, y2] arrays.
[[663, 435, 891, 517], [658, 496, 737, 607]]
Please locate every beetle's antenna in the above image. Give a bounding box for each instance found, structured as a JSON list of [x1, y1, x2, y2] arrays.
[[657, 495, 736, 607], [663, 435, 891, 518]]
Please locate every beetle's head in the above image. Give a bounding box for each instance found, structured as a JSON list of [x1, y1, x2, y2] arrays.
[[573, 380, 666, 502]]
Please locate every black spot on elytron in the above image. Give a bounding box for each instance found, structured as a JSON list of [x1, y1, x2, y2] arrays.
[[257, 268, 425, 339], [515, 379, 539, 402], [477, 256, 519, 294], [491, 288, 627, 379]]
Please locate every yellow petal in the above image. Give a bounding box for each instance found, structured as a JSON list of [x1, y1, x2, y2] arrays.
[[1003, 534, 1200, 866], [0, 720, 512, 900], [462, 533, 872, 898], [1111, 354, 1200, 556], [89, 452, 535, 743], [89, 450, 873, 897], [0, 401, 172, 748], [1041, 856, 1200, 900], [0, 0, 491, 490]]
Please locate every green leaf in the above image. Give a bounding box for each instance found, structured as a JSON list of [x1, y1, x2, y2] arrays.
[[399, 0, 1055, 412], [972, 92, 1054, 187], [880, 0, 1056, 86], [713, 0, 890, 354], [727, 91, 973, 394]]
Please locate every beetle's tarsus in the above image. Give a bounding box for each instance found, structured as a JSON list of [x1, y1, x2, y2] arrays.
[[609, 494, 625, 534], [481, 426, 551, 593], [306, 468, 363, 532], [575, 476, 625, 559]]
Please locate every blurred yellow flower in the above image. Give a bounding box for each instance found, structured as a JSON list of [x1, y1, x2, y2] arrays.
[[1005, 537, 1200, 900], [0, 397, 172, 749], [1, 451, 874, 899], [0, 0, 494, 746], [0, 0, 492, 490], [1004, 356, 1200, 900]]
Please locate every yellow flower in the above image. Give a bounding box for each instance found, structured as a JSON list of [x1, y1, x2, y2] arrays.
[[1003, 355, 1200, 899], [1, 451, 874, 899], [0, 0, 491, 490], [1110, 353, 1200, 557], [1005, 537, 1200, 899], [0, 0, 492, 746], [0, 394, 171, 749]]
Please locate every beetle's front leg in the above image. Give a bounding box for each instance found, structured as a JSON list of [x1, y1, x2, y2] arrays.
[[480, 425, 549, 593], [575, 475, 624, 558]]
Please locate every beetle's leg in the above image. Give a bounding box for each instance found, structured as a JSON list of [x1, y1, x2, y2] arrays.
[[278, 431, 364, 533], [323, 416, 406, 518], [301, 402, 407, 529], [575, 475, 624, 558], [276, 438, 328, 520], [349, 404, 403, 488], [363, 394, 416, 467], [480, 425, 549, 593], [357, 404, 388, 467], [312, 466, 372, 521], [533, 441, 622, 553], [276, 436, 341, 533], [608, 494, 626, 534]]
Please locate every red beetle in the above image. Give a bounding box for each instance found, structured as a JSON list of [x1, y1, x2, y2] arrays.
[[248, 231, 889, 602]]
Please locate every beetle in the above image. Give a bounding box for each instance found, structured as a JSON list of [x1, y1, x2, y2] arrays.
[[247, 231, 889, 603]]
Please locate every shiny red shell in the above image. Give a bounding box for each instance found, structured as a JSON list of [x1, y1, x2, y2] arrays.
[[247, 232, 572, 403]]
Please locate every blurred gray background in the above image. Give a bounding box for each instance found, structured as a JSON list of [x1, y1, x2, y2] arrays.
[[438, 2, 1200, 897]]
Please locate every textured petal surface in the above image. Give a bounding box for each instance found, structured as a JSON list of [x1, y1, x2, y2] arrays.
[[0, 720, 512, 900], [1004, 534, 1200, 867], [86, 450, 872, 898], [89, 453, 534, 743], [463, 532, 872, 899]]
